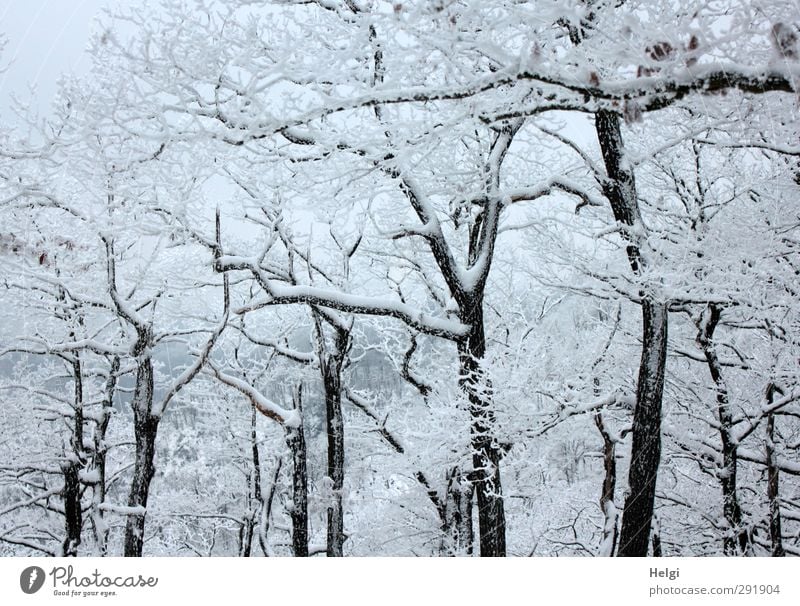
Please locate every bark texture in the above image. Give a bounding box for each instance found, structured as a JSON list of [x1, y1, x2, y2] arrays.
[[596, 110, 669, 557]]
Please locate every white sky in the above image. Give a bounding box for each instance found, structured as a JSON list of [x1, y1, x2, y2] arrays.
[[0, 0, 124, 118]]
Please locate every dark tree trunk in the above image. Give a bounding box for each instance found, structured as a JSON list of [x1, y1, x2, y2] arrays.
[[62, 356, 84, 557], [111, 208, 227, 557], [323, 364, 344, 557], [595, 110, 644, 273], [259, 458, 282, 556], [286, 386, 309, 557], [595, 110, 669, 557], [62, 464, 82, 557], [651, 514, 663, 557], [459, 301, 506, 557], [442, 466, 474, 555], [91, 356, 119, 556], [317, 324, 348, 557], [617, 298, 668, 557], [594, 411, 618, 556], [765, 385, 785, 557], [239, 404, 262, 557], [696, 304, 748, 555], [124, 352, 157, 557]]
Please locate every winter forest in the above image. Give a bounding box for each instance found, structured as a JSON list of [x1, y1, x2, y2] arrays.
[[0, 0, 799, 558]]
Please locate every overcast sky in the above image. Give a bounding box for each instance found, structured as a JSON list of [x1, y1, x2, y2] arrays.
[[0, 0, 124, 118]]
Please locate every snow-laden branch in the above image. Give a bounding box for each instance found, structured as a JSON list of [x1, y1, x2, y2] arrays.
[[507, 177, 605, 212], [344, 387, 444, 517], [104, 239, 150, 334], [525, 390, 634, 439], [207, 360, 300, 428], [152, 219, 230, 417], [205, 63, 800, 136], [669, 429, 800, 476], [735, 448, 800, 476], [734, 390, 800, 445], [0, 384, 73, 407], [232, 324, 315, 364], [0, 485, 63, 517], [220, 256, 468, 340], [279, 125, 468, 303], [0, 338, 126, 358], [695, 138, 800, 156], [97, 503, 147, 516], [0, 533, 57, 557], [461, 119, 523, 296]]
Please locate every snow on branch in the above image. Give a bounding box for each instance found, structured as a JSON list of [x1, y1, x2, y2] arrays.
[[207, 360, 301, 428], [734, 390, 800, 444], [232, 324, 315, 364], [0, 532, 58, 557], [219, 256, 468, 340], [98, 503, 147, 516], [507, 177, 606, 212], [253, 63, 800, 132], [527, 390, 635, 438], [0, 485, 63, 517]]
